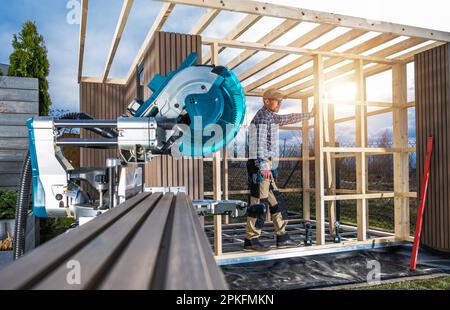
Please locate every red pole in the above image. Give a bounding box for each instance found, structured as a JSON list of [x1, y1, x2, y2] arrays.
[[410, 136, 434, 271]]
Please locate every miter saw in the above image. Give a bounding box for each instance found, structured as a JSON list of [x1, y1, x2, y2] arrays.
[[22, 52, 247, 225]]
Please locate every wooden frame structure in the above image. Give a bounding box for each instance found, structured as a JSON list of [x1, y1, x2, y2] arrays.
[[77, 0, 450, 261]]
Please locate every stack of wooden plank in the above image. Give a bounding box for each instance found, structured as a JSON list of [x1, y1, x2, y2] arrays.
[[0, 192, 227, 289]]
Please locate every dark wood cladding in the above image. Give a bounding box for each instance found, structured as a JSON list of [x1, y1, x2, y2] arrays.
[[79, 32, 203, 200], [415, 43, 450, 253], [142, 32, 204, 200], [79, 82, 125, 167]]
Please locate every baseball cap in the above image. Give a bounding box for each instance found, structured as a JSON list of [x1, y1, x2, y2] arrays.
[[263, 88, 287, 101]]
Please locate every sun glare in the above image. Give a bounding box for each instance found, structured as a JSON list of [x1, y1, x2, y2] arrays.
[[326, 83, 357, 117]]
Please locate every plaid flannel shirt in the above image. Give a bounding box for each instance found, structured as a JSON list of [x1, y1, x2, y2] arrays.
[[249, 106, 311, 170]]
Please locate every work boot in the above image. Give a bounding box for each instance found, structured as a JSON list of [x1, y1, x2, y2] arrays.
[[244, 238, 271, 252], [276, 233, 302, 249]]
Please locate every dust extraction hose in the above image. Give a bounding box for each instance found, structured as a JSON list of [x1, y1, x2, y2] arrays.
[[13, 152, 32, 260]]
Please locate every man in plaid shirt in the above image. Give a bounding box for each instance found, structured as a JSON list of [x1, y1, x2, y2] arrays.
[[245, 88, 313, 252]]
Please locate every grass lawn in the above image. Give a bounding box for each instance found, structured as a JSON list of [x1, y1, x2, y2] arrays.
[[355, 276, 450, 290]]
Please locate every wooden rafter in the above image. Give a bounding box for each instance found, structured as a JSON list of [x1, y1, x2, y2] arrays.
[[81, 76, 126, 85], [244, 35, 439, 97], [340, 41, 447, 83], [102, 0, 134, 83], [81, 0, 448, 85], [157, 0, 450, 42], [373, 37, 426, 58], [254, 30, 372, 92], [226, 19, 300, 69], [244, 28, 368, 92], [190, 8, 220, 35], [266, 33, 399, 95], [125, 2, 175, 84], [401, 41, 446, 62], [202, 14, 262, 64], [77, 0, 89, 83], [283, 37, 427, 96], [203, 38, 398, 68], [237, 24, 336, 82]]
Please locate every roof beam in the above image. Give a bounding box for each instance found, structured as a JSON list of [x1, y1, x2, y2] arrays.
[[268, 34, 412, 92], [285, 38, 424, 94], [244, 28, 368, 92], [125, 2, 175, 84], [226, 19, 300, 69], [78, 0, 89, 83], [337, 41, 447, 83], [237, 24, 336, 82], [350, 41, 447, 78], [81, 76, 127, 85], [202, 14, 261, 64], [157, 0, 450, 42], [247, 33, 398, 95], [401, 41, 446, 62], [190, 8, 220, 35], [102, 0, 134, 83], [284, 38, 430, 96], [282, 37, 427, 96], [203, 37, 398, 65]]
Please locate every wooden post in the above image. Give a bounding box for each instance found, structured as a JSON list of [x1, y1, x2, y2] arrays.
[[222, 148, 229, 224], [199, 214, 205, 229], [213, 214, 222, 256], [364, 77, 370, 234], [393, 63, 410, 240], [211, 42, 222, 255], [314, 55, 325, 245], [324, 100, 337, 236], [302, 98, 311, 220], [355, 59, 367, 241]]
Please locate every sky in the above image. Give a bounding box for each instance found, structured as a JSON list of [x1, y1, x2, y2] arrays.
[[0, 0, 449, 144]]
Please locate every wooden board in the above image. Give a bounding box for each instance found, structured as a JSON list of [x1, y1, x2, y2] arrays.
[[158, 0, 450, 42], [0, 192, 227, 289], [0, 89, 38, 102], [0, 101, 39, 114], [0, 76, 38, 90]]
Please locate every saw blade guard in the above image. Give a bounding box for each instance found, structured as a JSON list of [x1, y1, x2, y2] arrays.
[[134, 52, 246, 156]]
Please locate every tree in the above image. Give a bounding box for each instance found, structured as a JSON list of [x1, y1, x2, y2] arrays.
[[0, 68, 3, 76], [372, 129, 393, 180], [8, 21, 51, 115], [378, 129, 393, 147]]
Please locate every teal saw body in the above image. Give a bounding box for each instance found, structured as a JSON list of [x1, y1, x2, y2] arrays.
[[131, 52, 246, 156]]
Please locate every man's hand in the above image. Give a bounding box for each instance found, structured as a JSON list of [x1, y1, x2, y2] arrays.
[[260, 170, 272, 179]]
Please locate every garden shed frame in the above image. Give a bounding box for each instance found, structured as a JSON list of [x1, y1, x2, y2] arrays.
[[76, 0, 450, 262]]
